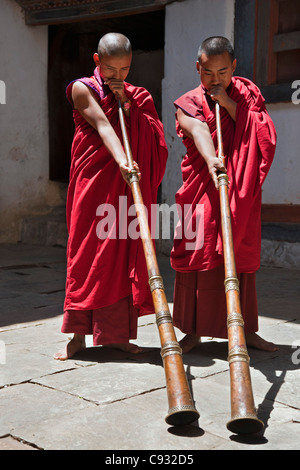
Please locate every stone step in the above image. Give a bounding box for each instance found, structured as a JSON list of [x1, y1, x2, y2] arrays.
[[20, 213, 300, 268], [20, 207, 68, 248], [261, 222, 300, 269]]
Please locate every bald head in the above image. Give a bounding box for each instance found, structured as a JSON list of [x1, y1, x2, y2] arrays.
[[97, 33, 132, 59], [198, 36, 234, 62]]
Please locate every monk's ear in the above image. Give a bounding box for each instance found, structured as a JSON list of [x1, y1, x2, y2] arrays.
[[232, 58, 237, 74], [93, 53, 100, 67], [196, 61, 200, 74]]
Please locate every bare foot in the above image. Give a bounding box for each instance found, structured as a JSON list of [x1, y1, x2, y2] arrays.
[[179, 334, 201, 353], [103, 343, 143, 354], [246, 332, 278, 352], [54, 334, 86, 361]]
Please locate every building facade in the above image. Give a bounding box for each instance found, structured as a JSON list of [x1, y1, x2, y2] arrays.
[[1, 0, 299, 267]]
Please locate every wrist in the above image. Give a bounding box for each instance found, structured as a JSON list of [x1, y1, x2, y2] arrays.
[[202, 154, 217, 164], [118, 158, 127, 166]]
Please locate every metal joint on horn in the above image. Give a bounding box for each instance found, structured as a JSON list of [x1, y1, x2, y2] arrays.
[[160, 341, 182, 360], [156, 309, 173, 327], [217, 173, 229, 186], [168, 404, 199, 415], [149, 274, 164, 292], [227, 311, 244, 328], [228, 346, 250, 365], [127, 169, 139, 184], [224, 276, 240, 293], [230, 412, 259, 422]]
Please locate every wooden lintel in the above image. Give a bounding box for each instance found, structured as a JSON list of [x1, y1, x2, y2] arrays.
[[273, 31, 300, 53], [16, 0, 180, 25], [261, 204, 300, 224]]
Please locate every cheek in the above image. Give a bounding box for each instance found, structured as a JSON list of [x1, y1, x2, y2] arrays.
[[101, 67, 114, 80], [122, 71, 129, 81], [99, 69, 107, 80], [201, 75, 212, 89], [223, 75, 232, 87], [200, 73, 209, 84]]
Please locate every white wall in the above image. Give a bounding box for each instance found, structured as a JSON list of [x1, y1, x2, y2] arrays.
[[264, 102, 300, 205], [1, 0, 299, 246], [162, 0, 300, 216], [161, 0, 235, 250], [0, 0, 63, 243], [162, 0, 235, 207]]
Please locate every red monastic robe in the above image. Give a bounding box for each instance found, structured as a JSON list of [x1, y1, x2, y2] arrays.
[[62, 69, 168, 344], [171, 77, 276, 338]]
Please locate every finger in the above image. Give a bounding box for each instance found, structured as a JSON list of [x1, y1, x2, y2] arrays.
[[216, 159, 226, 172], [213, 174, 219, 190]]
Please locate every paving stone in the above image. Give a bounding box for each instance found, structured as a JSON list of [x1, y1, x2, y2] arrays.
[[0, 435, 38, 450], [0, 244, 299, 451]]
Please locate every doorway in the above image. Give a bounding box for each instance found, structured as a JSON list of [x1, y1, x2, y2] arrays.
[[48, 10, 165, 182]]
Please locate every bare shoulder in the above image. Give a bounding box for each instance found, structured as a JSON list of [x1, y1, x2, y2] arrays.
[[71, 80, 97, 110], [72, 80, 90, 99], [177, 107, 206, 138]]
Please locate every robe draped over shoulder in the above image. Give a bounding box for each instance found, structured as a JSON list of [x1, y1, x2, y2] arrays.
[[170, 77, 276, 274], [64, 68, 168, 314]]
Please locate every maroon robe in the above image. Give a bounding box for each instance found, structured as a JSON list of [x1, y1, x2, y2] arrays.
[[171, 77, 276, 338], [61, 69, 168, 345]]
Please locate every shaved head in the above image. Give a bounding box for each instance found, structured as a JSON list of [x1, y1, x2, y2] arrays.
[[198, 36, 234, 62], [97, 33, 132, 59]]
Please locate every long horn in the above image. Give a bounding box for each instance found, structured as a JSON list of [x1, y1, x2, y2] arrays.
[[215, 102, 264, 434], [118, 100, 200, 426]]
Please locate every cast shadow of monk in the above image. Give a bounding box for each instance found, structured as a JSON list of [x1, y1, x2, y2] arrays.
[[234, 343, 300, 445], [72, 341, 212, 438], [73, 343, 163, 365], [183, 340, 299, 445], [71, 338, 298, 442]]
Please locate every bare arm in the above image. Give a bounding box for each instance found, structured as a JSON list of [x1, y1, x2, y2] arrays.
[[177, 107, 226, 189], [71, 81, 137, 182]]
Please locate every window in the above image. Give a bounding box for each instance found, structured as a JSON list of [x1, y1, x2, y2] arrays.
[[235, 0, 300, 103]]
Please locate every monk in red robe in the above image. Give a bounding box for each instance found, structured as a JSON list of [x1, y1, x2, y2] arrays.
[[54, 33, 167, 360], [170, 36, 278, 353]]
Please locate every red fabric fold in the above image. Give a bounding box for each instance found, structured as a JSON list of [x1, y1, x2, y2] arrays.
[[64, 70, 168, 315], [171, 77, 276, 273]]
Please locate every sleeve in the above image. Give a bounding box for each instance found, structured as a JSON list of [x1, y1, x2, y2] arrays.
[[223, 80, 276, 260], [126, 85, 168, 191], [66, 77, 100, 109], [174, 87, 206, 122], [173, 87, 206, 140], [66, 80, 76, 108], [234, 82, 277, 187]]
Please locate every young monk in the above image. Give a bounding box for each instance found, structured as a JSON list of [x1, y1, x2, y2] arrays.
[[54, 33, 168, 360], [170, 36, 278, 353]]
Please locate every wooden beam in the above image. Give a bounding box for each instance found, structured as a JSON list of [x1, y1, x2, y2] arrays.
[[273, 31, 300, 52], [234, 0, 257, 81], [15, 0, 180, 25], [255, 0, 271, 87], [261, 204, 300, 223]]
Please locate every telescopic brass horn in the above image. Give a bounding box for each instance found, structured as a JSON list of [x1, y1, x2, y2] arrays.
[[118, 100, 199, 426], [215, 102, 264, 434]]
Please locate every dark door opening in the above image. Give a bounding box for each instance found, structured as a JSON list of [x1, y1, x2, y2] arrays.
[[48, 10, 165, 182]]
